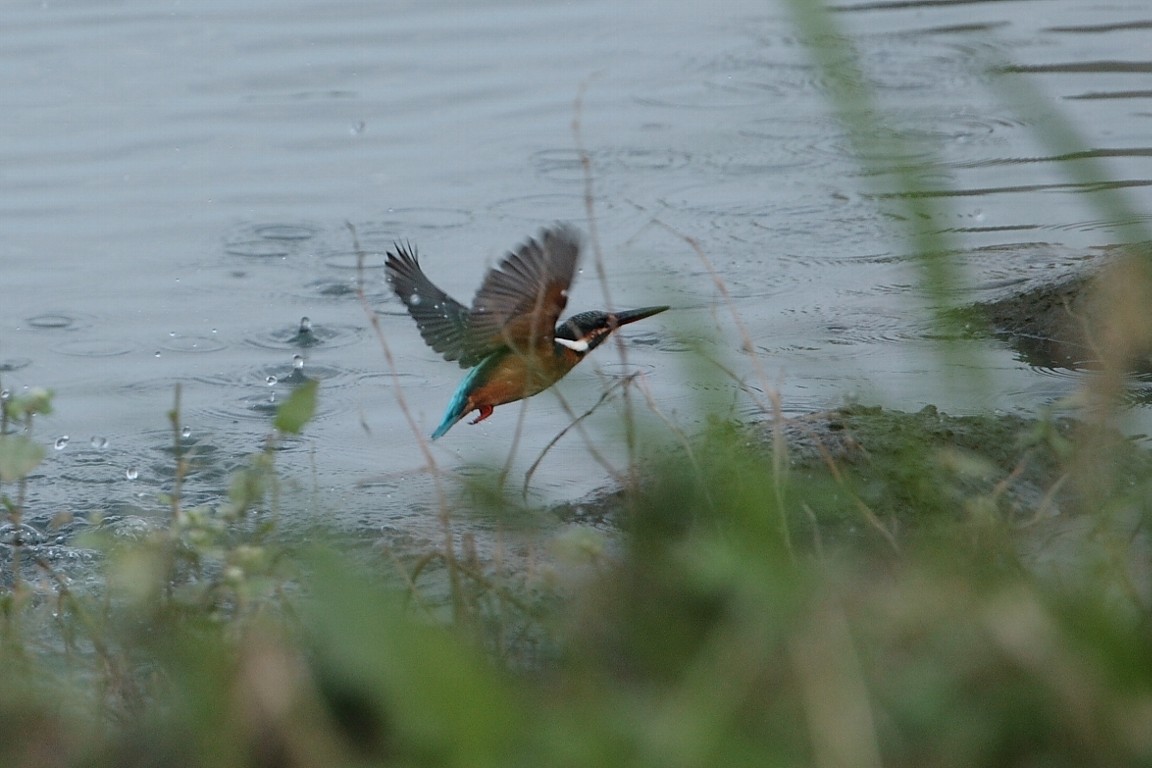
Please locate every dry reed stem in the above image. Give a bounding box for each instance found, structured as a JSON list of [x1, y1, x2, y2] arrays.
[[347, 222, 466, 621]]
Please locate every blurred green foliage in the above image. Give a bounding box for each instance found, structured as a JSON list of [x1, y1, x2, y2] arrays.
[[1, 380, 1151, 767]]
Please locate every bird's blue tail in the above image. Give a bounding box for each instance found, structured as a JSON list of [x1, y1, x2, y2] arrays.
[[430, 366, 483, 439], [431, 408, 465, 440]]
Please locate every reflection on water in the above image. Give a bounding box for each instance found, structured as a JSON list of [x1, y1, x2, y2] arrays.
[[1, 0, 1151, 545]]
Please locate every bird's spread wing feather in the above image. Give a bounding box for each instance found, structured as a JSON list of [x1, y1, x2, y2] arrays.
[[468, 225, 580, 355], [385, 243, 476, 365]]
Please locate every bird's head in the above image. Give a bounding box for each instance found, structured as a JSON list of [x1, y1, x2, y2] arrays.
[[554, 306, 669, 357]]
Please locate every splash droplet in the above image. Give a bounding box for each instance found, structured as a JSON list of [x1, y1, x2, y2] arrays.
[[180, 426, 192, 439], [90, 436, 109, 449], [293, 354, 304, 371], [54, 435, 69, 450], [266, 375, 278, 386], [299, 316, 313, 333], [125, 467, 139, 481]]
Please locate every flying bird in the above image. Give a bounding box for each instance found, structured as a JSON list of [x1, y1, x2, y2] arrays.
[[385, 225, 668, 439]]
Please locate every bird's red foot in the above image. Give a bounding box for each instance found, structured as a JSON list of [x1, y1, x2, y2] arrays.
[[469, 405, 494, 425]]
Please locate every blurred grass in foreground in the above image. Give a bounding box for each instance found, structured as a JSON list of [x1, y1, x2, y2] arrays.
[[4, 2, 1152, 766], [4, 396, 1152, 767]]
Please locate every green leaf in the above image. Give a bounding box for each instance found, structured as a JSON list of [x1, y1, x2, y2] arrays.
[[274, 379, 318, 435], [0, 434, 46, 482], [3, 388, 54, 421]]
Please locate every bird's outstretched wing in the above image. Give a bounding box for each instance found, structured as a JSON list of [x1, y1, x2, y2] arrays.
[[385, 243, 477, 366], [468, 225, 581, 356]]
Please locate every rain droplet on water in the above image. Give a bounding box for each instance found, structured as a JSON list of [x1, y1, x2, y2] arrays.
[[293, 354, 304, 371], [90, 436, 108, 449], [54, 435, 69, 450], [299, 316, 313, 333], [125, 467, 139, 481], [180, 426, 192, 439], [266, 375, 278, 386]]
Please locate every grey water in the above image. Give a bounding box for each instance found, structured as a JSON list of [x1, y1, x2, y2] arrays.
[[3, 0, 1152, 552]]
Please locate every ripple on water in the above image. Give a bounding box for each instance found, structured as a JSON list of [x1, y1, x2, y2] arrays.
[[224, 222, 321, 258], [224, 239, 294, 258], [25, 312, 94, 331], [635, 75, 791, 111], [253, 223, 321, 241], [1046, 212, 1152, 235], [51, 339, 136, 357], [300, 276, 355, 299], [372, 207, 473, 230], [772, 304, 933, 352], [0, 357, 33, 371], [157, 333, 228, 354], [319, 249, 389, 271], [950, 243, 1101, 304], [659, 176, 823, 220], [488, 193, 606, 222], [531, 148, 692, 184], [190, 362, 352, 423], [247, 316, 365, 351], [593, 361, 659, 382]]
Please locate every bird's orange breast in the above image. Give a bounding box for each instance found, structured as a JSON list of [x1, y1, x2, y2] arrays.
[[466, 348, 580, 409]]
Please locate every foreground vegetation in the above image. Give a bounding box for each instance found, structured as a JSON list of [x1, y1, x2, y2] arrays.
[[2, 364, 1152, 767]]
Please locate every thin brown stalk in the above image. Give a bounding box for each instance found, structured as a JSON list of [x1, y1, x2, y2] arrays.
[[522, 376, 634, 498], [347, 222, 464, 622]]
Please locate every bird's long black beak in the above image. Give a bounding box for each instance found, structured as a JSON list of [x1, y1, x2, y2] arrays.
[[612, 305, 670, 328]]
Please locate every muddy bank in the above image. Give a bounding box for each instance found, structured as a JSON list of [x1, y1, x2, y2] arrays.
[[556, 403, 1149, 558], [961, 242, 1152, 371]]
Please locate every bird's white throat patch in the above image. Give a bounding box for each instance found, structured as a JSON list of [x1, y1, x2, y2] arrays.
[[556, 337, 589, 352]]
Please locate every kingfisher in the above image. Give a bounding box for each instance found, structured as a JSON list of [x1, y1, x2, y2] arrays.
[[385, 224, 669, 439]]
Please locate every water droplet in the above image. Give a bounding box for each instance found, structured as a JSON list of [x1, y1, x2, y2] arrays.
[[408, 293, 421, 306], [90, 436, 109, 449], [299, 316, 313, 333], [0, 389, 9, 401], [54, 435, 69, 450], [268, 391, 277, 404], [266, 375, 278, 386], [125, 467, 139, 481], [293, 354, 304, 371], [154, 351, 162, 358], [211, 328, 218, 335], [180, 426, 192, 439], [168, 331, 177, 338]]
